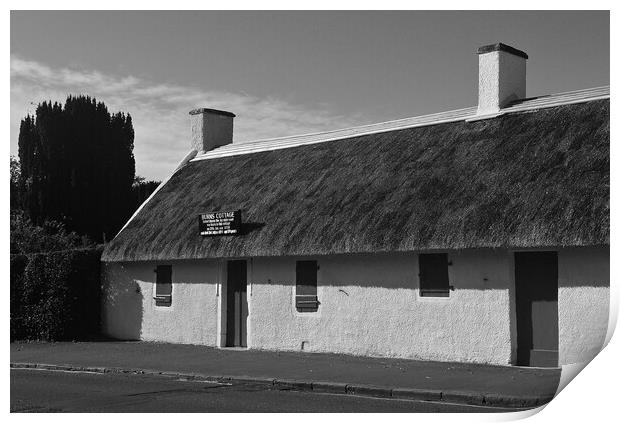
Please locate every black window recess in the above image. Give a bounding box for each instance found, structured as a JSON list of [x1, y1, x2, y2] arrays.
[[419, 254, 451, 297], [296, 260, 319, 312], [154, 265, 172, 306]]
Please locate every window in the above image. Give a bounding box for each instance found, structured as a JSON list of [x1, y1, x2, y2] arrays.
[[154, 265, 172, 306], [296, 260, 319, 312], [418, 253, 450, 297]]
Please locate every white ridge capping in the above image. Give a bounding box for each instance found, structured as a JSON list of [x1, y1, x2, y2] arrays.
[[190, 85, 608, 162]]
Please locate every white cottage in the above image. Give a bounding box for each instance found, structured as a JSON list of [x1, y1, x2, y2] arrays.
[[101, 43, 610, 368]]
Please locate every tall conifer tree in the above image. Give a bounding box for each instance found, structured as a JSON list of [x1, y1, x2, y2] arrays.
[[17, 95, 135, 242]]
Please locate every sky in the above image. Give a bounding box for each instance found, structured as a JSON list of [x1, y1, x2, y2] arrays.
[[10, 10, 609, 180]]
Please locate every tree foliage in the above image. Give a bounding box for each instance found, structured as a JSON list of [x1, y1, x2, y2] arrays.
[[131, 176, 160, 210], [10, 156, 21, 210], [11, 248, 102, 341], [18, 96, 135, 242], [10, 211, 94, 255]]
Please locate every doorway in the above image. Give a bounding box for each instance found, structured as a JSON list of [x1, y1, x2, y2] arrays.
[[226, 260, 248, 347], [514, 251, 558, 367]]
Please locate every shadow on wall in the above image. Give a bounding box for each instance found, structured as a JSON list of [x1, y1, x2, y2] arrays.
[[250, 250, 514, 290], [102, 263, 143, 340]]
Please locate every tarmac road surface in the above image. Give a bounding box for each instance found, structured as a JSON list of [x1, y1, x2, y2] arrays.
[[10, 368, 511, 413]]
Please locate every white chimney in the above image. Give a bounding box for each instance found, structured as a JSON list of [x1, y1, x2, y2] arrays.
[[189, 108, 235, 153], [477, 43, 528, 116]]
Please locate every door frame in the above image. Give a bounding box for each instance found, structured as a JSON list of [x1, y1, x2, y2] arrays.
[[217, 260, 248, 348]]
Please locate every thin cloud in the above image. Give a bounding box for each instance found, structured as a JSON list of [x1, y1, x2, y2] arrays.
[[10, 55, 365, 180]]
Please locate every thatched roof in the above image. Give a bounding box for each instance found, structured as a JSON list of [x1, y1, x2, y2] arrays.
[[103, 98, 609, 262]]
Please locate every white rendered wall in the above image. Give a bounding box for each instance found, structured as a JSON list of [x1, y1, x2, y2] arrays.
[[101, 260, 220, 345], [190, 112, 233, 153], [558, 247, 609, 365], [101, 247, 609, 366], [478, 50, 526, 115], [249, 251, 514, 365]]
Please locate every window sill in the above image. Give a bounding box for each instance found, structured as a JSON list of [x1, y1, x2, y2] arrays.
[[420, 292, 450, 298], [296, 307, 319, 313], [154, 295, 172, 307], [417, 291, 452, 302]]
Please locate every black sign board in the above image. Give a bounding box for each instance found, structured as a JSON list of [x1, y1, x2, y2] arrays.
[[199, 210, 242, 236]]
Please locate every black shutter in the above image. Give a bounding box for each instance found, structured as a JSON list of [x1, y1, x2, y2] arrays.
[[419, 254, 450, 297], [296, 260, 319, 312], [155, 265, 172, 306]]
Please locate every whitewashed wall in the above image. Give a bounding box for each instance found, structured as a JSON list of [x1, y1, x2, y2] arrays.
[[101, 260, 220, 345], [101, 247, 609, 366], [249, 251, 513, 365], [558, 247, 609, 365]]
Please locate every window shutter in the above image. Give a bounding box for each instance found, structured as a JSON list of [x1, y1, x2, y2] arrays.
[[296, 260, 319, 312], [155, 265, 172, 306], [419, 254, 450, 297]]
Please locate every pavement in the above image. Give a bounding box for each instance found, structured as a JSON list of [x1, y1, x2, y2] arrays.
[[10, 341, 561, 409]]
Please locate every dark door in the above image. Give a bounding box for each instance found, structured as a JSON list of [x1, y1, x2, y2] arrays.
[[514, 252, 558, 367], [226, 260, 247, 347]]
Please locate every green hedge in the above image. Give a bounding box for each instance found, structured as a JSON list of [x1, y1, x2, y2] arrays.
[[10, 248, 103, 341]]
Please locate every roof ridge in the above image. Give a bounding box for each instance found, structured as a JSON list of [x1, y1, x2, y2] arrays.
[[234, 106, 477, 147], [192, 85, 609, 161], [215, 107, 476, 154]]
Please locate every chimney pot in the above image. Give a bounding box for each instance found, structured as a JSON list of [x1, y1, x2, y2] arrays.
[[189, 108, 235, 153], [477, 43, 528, 115]]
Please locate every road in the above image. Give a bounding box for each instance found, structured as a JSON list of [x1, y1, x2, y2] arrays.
[[11, 368, 508, 413]]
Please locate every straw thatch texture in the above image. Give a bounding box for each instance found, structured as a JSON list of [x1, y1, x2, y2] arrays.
[[103, 100, 609, 262]]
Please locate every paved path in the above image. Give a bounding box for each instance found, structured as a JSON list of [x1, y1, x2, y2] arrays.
[[11, 368, 505, 412], [11, 341, 560, 408]]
